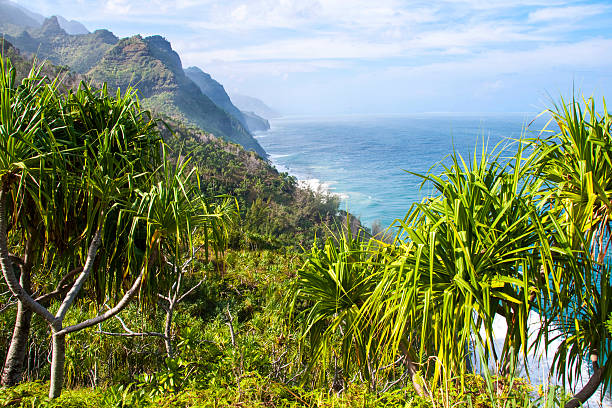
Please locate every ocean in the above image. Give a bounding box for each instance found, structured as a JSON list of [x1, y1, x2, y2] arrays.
[[255, 113, 548, 229]]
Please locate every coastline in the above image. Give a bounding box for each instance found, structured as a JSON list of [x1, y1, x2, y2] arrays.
[[256, 130, 351, 202]]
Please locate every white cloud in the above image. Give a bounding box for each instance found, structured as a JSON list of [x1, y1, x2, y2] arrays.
[[185, 36, 404, 61], [443, 0, 565, 10], [528, 5, 608, 22], [11, 0, 612, 114], [104, 0, 132, 14], [384, 38, 612, 80], [191, 0, 438, 32], [178, 21, 547, 65], [406, 23, 546, 50]]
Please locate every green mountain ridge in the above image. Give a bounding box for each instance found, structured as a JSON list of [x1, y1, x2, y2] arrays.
[[185, 66, 248, 127], [86, 35, 266, 156], [2, 40, 353, 248], [1, 15, 266, 156], [0, 0, 39, 33], [0, 0, 89, 35], [5, 16, 117, 72]]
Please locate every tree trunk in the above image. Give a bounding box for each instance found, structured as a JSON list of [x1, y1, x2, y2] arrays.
[[1, 237, 34, 387], [1, 304, 32, 386], [399, 340, 429, 398], [564, 359, 603, 408], [48, 327, 66, 399], [164, 304, 174, 359]]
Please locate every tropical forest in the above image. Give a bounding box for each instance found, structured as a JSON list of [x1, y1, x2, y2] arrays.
[[0, 3, 612, 408]]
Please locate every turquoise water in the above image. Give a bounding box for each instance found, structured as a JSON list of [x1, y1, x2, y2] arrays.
[[255, 113, 547, 228]]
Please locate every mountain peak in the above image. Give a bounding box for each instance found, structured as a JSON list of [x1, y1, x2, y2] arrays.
[[144, 35, 182, 73], [185, 66, 212, 80], [40, 16, 66, 36], [56, 15, 89, 35], [92, 29, 118, 45]]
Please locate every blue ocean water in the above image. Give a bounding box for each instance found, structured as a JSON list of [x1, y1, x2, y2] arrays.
[[255, 113, 549, 229]]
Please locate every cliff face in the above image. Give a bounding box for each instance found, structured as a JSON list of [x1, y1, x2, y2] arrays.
[[241, 111, 270, 132], [0, 0, 40, 33], [185, 66, 248, 129], [0, 1, 89, 35], [230, 93, 280, 120], [0, 2, 267, 156], [87, 36, 267, 157]]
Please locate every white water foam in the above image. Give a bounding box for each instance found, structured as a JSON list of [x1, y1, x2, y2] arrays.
[[296, 178, 349, 200]]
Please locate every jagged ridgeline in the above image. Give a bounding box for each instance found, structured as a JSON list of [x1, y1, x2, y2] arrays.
[[3, 16, 266, 157]]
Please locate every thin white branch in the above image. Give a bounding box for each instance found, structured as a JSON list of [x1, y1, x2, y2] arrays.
[[97, 314, 167, 339], [177, 280, 202, 303], [56, 267, 144, 336], [0, 299, 16, 313], [97, 330, 167, 339], [55, 229, 102, 321], [226, 306, 236, 347]]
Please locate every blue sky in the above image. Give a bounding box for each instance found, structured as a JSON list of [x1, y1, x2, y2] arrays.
[[16, 0, 612, 115]]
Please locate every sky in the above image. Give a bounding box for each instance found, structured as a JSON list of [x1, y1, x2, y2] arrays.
[[15, 0, 612, 115]]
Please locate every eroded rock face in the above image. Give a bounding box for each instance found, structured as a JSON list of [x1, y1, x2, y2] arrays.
[[87, 35, 266, 156], [185, 66, 248, 128]]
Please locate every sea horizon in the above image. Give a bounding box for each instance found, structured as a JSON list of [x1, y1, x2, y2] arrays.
[[256, 112, 552, 229]]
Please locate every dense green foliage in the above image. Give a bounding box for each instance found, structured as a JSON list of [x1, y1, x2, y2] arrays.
[[291, 97, 612, 407], [6, 17, 118, 73], [86, 35, 265, 154], [1, 250, 561, 407]]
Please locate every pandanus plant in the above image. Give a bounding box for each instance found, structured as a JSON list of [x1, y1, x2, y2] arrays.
[[124, 148, 238, 358], [0, 50, 66, 388], [293, 98, 612, 407], [292, 141, 558, 397], [0, 55, 164, 398], [529, 97, 612, 407], [292, 230, 383, 390], [361, 142, 551, 391]]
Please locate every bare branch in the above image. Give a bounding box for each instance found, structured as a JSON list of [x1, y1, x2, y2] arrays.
[[55, 230, 102, 321], [177, 280, 202, 303], [56, 267, 145, 336], [96, 330, 167, 338], [180, 243, 205, 271], [97, 314, 167, 339], [226, 306, 236, 347], [35, 267, 82, 306], [381, 368, 411, 393], [0, 299, 16, 313]]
